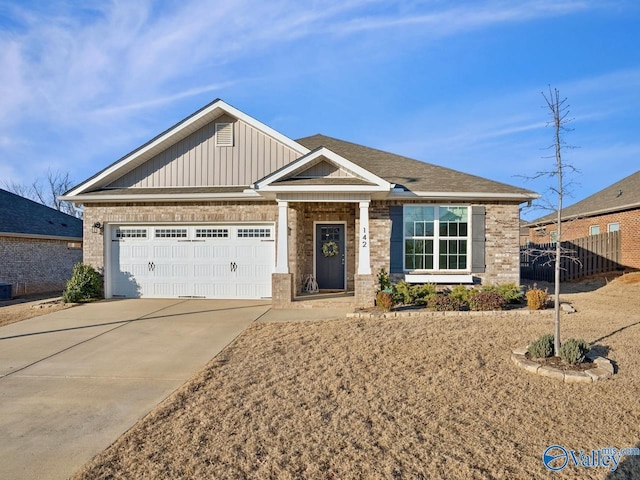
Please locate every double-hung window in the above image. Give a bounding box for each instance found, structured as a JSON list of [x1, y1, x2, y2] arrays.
[[404, 206, 469, 271]]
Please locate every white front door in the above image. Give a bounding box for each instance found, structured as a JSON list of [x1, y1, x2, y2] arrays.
[[109, 225, 274, 299]]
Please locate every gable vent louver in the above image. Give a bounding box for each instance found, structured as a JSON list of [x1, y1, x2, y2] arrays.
[[215, 122, 233, 147]]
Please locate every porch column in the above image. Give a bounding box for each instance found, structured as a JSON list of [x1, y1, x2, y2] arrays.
[[358, 201, 371, 274], [275, 201, 289, 273]]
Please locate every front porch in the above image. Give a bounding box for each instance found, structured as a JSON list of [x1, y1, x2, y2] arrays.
[[271, 199, 378, 309]]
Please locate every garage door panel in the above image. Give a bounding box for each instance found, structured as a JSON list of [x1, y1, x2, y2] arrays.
[[193, 264, 212, 277], [110, 224, 274, 299]]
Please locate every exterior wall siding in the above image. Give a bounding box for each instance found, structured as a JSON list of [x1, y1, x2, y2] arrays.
[[0, 236, 82, 296], [109, 114, 302, 188], [529, 209, 640, 269], [295, 160, 354, 178]]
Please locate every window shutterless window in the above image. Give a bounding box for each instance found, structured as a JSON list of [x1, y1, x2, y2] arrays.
[[608, 222, 620, 232], [589, 225, 600, 235], [403, 206, 469, 271]]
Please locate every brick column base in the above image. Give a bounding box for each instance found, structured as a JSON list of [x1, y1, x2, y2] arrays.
[[354, 274, 375, 309], [272, 273, 294, 309]]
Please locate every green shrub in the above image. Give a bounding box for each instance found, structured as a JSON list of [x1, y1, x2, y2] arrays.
[[411, 283, 437, 305], [489, 283, 524, 304], [376, 291, 394, 312], [393, 281, 413, 304], [528, 333, 554, 359], [426, 294, 462, 311], [468, 291, 506, 311], [559, 338, 590, 365], [526, 288, 549, 310], [448, 284, 473, 306], [62, 263, 103, 303], [377, 268, 391, 292]]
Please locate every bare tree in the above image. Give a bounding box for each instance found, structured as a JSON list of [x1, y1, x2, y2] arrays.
[[524, 86, 579, 355], [2, 169, 82, 218]]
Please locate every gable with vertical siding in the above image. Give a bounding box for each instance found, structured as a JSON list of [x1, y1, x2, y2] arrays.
[[108, 114, 303, 188]]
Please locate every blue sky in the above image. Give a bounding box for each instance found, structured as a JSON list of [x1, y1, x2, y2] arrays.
[[0, 0, 639, 219]]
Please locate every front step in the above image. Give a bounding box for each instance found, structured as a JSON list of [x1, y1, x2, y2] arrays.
[[290, 292, 355, 309]]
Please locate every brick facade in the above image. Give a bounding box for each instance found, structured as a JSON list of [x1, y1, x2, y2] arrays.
[[528, 208, 640, 270], [0, 235, 82, 296], [85, 198, 523, 306]]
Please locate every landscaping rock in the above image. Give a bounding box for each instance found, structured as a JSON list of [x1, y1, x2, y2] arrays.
[[512, 354, 541, 374], [593, 357, 615, 375], [537, 366, 565, 381], [585, 367, 614, 381], [564, 371, 592, 384], [560, 302, 576, 313]]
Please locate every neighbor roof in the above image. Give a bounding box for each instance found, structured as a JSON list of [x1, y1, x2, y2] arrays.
[[296, 134, 537, 198], [0, 189, 83, 239], [529, 169, 640, 225]]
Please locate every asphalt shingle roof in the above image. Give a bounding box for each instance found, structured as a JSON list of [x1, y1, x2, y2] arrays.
[[0, 189, 83, 238], [296, 134, 535, 196], [530, 170, 640, 224]]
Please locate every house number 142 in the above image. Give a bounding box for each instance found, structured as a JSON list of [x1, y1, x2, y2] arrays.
[[361, 227, 367, 248]]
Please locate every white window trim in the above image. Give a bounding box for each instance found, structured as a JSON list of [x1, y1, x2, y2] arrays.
[[589, 225, 600, 236], [608, 222, 620, 232], [402, 205, 471, 273]]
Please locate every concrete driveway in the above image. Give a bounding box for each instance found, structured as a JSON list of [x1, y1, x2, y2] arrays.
[[0, 298, 271, 480]]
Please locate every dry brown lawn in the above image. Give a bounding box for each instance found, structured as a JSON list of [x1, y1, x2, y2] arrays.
[[0, 294, 73, 327], [74, 274, 640, 480]]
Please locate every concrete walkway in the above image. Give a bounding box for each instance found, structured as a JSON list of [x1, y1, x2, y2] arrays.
[[0, 299, 271, 480]]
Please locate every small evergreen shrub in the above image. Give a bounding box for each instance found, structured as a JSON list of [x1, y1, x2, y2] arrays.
[[376, 291, 394, 312], [559, 338, 590, 365], [528, 333, 554, 359], [492, 283, 524, 304], [393, 281, 413, 304], [468, 291, 506, 311], [411, 283, 437, 305], [62, 263, 103, 303], [448, 285, 473, 306], [426, 294, 462, 311], [377, 268, 391, 292], [526, 288, 549, 310]]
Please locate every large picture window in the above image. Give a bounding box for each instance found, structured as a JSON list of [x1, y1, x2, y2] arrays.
[[404, 206, 469, 271]]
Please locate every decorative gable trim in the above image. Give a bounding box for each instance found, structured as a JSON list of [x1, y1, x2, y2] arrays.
[[253, 147, 392, 192], [64, 99, 309, 197]]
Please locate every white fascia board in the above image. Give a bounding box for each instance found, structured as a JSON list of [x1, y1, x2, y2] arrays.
[[61, 192, 264, 203], [66, 100, 309, 197], [390, 190, 540, 201], [257, 184, 389, 193], [254, 147, 391, 190]]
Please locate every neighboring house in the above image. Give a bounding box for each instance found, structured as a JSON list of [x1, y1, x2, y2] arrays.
[[527, 170, 640, 270], [61, 99, 537, 308], [0, 188, 83, 297]]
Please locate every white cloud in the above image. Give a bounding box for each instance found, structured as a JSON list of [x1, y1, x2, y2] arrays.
[[0, 0, 630, 187]]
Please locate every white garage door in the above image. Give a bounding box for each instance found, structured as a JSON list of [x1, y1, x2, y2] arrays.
[[109, 225, 275, 299]]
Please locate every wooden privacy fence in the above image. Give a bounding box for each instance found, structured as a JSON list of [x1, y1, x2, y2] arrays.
[[520, 230, 622, 282]]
